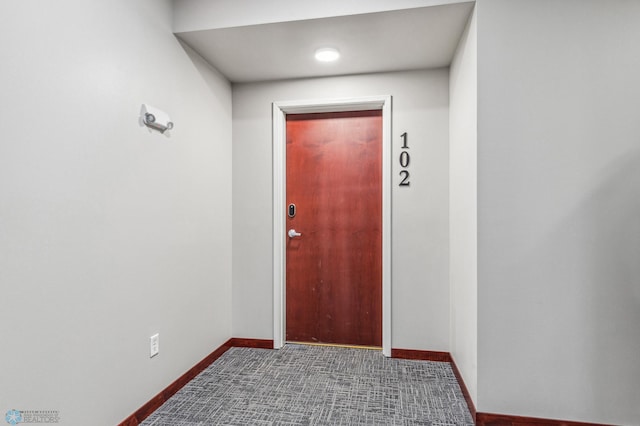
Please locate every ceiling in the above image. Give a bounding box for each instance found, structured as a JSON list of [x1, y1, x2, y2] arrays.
[[175, 2, 475, 83]]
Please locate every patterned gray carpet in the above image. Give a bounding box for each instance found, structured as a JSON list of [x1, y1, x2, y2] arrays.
[[141, 344, 474, 425]]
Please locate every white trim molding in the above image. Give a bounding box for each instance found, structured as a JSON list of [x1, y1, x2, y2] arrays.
[[272, 95, 392, 357]]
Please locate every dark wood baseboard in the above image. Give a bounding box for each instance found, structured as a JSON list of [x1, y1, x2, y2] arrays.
[[229, 337, 274, 349], [118, 337, 274, 426], [391, 348, 452, 362], [476, 412, 610, 426], [449, 354, 477, 420]]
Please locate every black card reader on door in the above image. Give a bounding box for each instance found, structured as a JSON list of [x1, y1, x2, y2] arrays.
[[288, 203, 296, 218]]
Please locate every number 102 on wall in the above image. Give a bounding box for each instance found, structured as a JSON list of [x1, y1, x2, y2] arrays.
[[399, 132, 410, 186]]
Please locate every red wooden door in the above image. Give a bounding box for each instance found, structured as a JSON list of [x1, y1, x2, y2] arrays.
[[285, 110, 382, 347]]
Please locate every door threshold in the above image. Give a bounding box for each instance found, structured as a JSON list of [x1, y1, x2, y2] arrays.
[[287, 341, 382, 351]]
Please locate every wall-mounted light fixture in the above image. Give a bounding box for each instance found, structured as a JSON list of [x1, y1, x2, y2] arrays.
[[141, 104, 174, 134]]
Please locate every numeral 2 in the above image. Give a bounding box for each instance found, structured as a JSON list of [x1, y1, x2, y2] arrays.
[[399, 170, 410, 186]]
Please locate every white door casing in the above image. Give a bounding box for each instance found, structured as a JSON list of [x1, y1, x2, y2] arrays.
[[272, 95, 392, 356]]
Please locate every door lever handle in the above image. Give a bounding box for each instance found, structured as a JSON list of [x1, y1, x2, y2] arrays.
[[288, 229, 302, 238]]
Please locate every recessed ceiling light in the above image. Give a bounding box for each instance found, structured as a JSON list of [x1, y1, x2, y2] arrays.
[[315, 47, 340, 62]]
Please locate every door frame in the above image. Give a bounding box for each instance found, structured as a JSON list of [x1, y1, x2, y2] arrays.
[[272, 95, 392, 356]]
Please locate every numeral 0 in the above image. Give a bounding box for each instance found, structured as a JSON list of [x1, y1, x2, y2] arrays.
[[399, 151, 410, 168]]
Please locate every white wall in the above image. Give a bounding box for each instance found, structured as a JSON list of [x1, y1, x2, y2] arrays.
[[232, 70, 450, 351], [449, 6, 477, 405], [172, 0, 470, 32], [477, 0, 640, 423], [0, 1, 233, 424]]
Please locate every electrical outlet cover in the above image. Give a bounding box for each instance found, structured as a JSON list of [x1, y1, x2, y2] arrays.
[[150, 333, 159, 358]]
